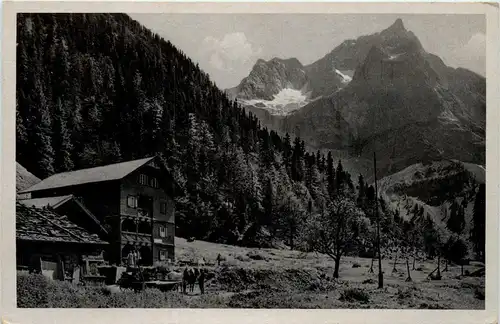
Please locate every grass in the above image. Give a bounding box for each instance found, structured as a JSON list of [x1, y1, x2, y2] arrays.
[[17, 237, 486, 309]]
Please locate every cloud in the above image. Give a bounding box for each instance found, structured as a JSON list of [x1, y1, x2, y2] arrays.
[[201, 32, 262, 72], [451, 33, 486, 76], [462, 33, 486, 58]]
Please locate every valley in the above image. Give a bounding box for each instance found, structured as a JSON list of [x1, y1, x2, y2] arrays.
[[14, 13, 486, 309]]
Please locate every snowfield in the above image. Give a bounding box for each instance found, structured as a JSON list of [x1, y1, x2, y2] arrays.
[[241, 88, 310, 116]]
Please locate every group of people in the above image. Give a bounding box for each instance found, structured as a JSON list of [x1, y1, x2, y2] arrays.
[[182, 267, 207, 294], [126, 250, 142, 268]]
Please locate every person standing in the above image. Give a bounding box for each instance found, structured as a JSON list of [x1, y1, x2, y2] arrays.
[[127, 251, 135, 268], [198, 268, 205, 294]]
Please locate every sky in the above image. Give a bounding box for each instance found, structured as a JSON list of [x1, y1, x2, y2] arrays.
[[129, 14, 486, 89]]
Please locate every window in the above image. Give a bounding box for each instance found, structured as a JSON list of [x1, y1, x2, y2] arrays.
[[150, 177, 159, 188], [139, 173, 148, 185], [160, 201, 167, 214], [159, 226, 166, 238], [159, 250, 166, 261], [127, 195, 137, 208]]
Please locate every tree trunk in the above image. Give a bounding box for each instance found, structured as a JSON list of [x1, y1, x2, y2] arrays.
[[412, 253, 416, 270], [444, 258, 448, 272], [437, 254, 441, 278], [405, 258, 412, 282], [392, 252, 398, 273], [333, 257, 341, 279], [369, 258, 374, 273], [461, 263, 464, 276]]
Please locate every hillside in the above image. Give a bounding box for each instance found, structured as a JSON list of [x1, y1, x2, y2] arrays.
[[16, 162, 41, 192], [15, 13, 360, 248], [376, 160, 484, 256], [169, 236, 486, 309]]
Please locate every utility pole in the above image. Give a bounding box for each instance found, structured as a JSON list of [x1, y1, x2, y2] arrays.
[[374, 152, 383, 288]]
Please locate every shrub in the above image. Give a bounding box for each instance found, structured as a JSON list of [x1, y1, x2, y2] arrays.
[[352, 263, 361, 268], [17, 273, 49, 307], [474, 288, 485, 300], [397, 288, 415, 300], [362, 278, 375, 284], [17, 273, 189, 308], [235, 254, 251, 262], [339, 288, 370, 303], [247, 252, 267, 261]]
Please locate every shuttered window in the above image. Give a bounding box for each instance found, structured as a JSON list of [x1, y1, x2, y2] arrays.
[[139, 174, 148, 185], [159, 250, 166, 261], [150, 177, 159, 188], [159, 226, 166, 238], [127, 195, 137, 208]]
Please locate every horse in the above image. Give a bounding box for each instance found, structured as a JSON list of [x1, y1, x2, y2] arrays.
[[182, 267, 201, 294]]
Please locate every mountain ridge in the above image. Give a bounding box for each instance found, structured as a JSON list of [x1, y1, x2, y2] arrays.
[[229, 18, 485, 179]]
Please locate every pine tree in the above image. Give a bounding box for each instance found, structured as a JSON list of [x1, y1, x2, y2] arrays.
[[327, 152, 335, 197], [29, 80, 55, 178], [357, 173, 365, 206], [336, 159, 345, 193], [52, 98, 74, 172]]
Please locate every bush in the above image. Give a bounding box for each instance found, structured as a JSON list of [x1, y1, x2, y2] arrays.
[[339, 288, 370, 303], [352, 263, 361, 268], [474, 288, 485, 300], [17, 273, 49, 307], [17, 273, 190, 308], [397, 287, 417, 300], [362, 278, 375, 284], [247, 252, 267, 261], [235, 254, 251, 262]]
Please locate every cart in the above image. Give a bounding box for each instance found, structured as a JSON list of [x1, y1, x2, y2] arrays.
[[117, 267, 146, 292]]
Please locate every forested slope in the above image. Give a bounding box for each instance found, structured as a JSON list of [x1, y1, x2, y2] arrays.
[[16, 13, 358, 246]]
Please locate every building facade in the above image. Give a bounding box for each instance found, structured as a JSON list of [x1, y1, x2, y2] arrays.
[[16, 202, 109, 280], [19, 156, 177, 266]]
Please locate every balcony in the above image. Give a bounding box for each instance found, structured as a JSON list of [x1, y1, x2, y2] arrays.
[[137, 208, 151, 218]]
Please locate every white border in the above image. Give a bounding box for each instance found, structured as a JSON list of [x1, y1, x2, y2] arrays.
[[1, 2, 499, 324]]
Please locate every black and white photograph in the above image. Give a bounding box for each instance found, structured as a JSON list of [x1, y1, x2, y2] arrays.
[[1, 2, 498, 318]]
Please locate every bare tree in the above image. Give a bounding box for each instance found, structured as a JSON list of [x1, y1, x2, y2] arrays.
[[305, 195, 369, 278]]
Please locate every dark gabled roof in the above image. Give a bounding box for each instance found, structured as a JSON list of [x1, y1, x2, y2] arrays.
[[16, 202, 108, 245], [19, 157, 156, 193], [18, 195, 109, 235], [18, 195, 74, 209]]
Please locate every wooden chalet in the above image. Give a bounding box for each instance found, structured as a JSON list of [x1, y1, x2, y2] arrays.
[[19, 156, 179, 266], [16, 202, 109, 282]]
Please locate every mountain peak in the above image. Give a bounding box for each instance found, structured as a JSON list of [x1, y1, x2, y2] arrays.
[[380, 18, 410, 38], [388, 18, 406, 32], [389, 18, 406, 30]]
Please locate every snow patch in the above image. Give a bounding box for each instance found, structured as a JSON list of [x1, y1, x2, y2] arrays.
[[388, 54, 400, 60], [335, 69, 352, 84], [241, 88, 309, 116]]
